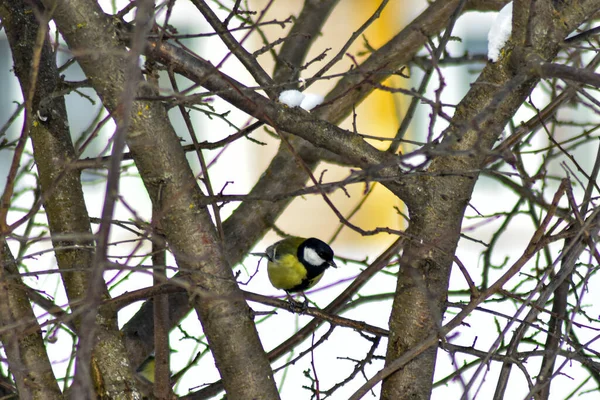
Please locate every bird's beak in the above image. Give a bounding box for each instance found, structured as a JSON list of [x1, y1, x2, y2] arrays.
[[329, 260, 338, 268]]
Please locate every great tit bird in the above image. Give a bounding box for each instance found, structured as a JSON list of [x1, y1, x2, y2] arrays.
[[265, 237, 337, 293]]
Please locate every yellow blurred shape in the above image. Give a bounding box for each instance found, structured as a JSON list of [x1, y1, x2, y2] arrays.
[[250, 0, 408, 250]]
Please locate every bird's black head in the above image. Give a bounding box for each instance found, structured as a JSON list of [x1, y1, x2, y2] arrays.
[[298, 238, 337, 269]]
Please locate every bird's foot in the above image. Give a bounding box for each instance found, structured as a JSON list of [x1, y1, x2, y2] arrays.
[[286, 294, 308, 314]]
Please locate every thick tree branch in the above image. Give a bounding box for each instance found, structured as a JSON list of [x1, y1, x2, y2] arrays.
[[355, 181, 568, 400], [42, 0, 279, 398], [381, 0, 600, 398], [0, 242, 61, 399], [0, 0, 142, 397]]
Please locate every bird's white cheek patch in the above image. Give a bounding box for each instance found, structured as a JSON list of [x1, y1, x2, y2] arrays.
[[303, 247, 325, 266]]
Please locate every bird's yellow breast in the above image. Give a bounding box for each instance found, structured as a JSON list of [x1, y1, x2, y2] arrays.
[[267, 254, 323, 291]]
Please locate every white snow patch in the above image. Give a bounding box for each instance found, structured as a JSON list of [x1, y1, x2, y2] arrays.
[[279, 90, 323, 111], [488, 2, 513, 62], [279, 90, 305, 107], [300, 93, 324, 111]]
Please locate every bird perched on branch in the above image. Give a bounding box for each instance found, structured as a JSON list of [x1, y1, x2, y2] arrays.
[[262, 237, 337, 295]]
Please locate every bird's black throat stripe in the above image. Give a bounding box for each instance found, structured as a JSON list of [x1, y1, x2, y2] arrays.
[[289, 262, 328, 292]]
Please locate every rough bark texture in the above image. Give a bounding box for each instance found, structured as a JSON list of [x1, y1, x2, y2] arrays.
[[40, 0, 280, 398], [381, 1, 600, 399], [0, 242, 61, 400], [0, 0, 142, 397]]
